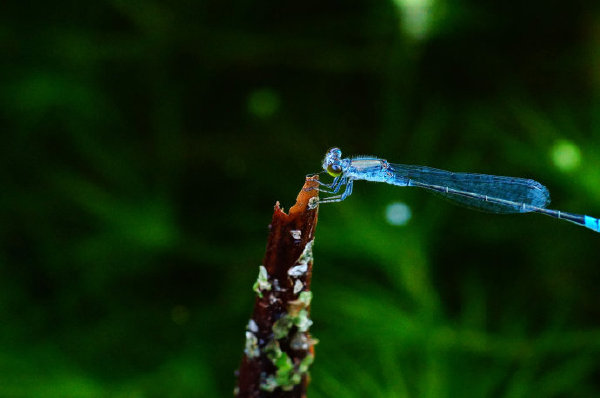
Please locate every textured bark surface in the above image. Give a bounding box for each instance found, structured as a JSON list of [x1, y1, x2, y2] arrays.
[[235, 176, 319, 398]]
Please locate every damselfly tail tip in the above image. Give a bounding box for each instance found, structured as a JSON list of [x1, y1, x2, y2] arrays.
[[584, 215, 600, 232]]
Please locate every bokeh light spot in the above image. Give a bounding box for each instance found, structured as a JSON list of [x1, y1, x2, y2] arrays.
[[393, 0, 435, 40], [247, 88, 280, 119], [385, 201, 412, 226], [551, 140, 581, 172]]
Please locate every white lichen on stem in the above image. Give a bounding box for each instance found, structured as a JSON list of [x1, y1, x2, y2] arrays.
[[244, 331, 259, 359], [260, 339, 315, 392], [252, 265, 272, 298], [288, 239, 314, 277]]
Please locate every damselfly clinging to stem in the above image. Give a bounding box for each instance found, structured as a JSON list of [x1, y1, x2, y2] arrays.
[[314, 147, 600, 233]]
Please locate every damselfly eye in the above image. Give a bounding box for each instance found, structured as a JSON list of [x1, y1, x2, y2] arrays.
[[328, 147, 342, 158], [327, 164, 342, 177]]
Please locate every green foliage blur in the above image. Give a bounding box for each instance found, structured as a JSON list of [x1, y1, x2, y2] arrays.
[[2, 1, 600, 396]]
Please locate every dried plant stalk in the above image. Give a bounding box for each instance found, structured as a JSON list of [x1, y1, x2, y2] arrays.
[[235, 176, 319, 398]]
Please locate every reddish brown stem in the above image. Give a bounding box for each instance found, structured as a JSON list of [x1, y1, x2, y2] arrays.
[[235, 176, 319, 398]]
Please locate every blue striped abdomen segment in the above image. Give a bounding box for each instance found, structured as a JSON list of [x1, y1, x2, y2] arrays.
[[533, 209, 600, 233]]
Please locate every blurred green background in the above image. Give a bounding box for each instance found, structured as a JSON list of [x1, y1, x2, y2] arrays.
[[2, 0, 600, 397]]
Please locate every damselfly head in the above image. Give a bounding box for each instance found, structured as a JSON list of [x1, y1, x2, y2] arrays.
[[327, 147, 342, 159], [322, 147, 343, 177]]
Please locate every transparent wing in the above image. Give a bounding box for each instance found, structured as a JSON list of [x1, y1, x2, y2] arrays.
[[390, 163, 551, 214]]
